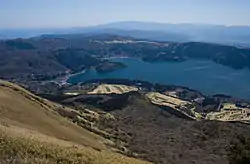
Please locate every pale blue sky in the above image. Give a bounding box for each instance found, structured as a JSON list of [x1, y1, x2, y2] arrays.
[[1, 0, 250, 28]]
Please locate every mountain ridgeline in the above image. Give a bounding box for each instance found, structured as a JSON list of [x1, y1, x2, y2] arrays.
[[0, 34, 250, 82], [1, 22, 250, 47]]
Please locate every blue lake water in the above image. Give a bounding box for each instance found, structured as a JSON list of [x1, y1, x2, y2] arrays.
[[68, 58, 250, 99]]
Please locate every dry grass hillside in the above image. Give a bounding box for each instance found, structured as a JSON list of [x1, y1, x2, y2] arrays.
[[0, 80, 150, 164]]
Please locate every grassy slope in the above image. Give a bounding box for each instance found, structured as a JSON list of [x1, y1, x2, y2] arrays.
[[0, 80, 103, 149], [0, 80, 149, 164], [0, 125, 149, 164]]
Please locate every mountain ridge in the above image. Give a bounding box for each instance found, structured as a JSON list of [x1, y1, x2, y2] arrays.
[[1, 21, 250, 46], [1, 34, 250, 86]]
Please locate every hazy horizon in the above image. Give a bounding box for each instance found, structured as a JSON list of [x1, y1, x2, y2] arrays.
[[1, 0, 250, 28], [1, 21, 250, 30]]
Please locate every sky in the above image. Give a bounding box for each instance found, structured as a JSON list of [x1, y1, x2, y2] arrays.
[[1, 0, 250, 28]]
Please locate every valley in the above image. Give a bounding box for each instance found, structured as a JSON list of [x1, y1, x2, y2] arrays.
[[1, 34, 250, 164], [1, 35, 250, 100], [2, 0, 250, 163], [1, 35, 250, 83]]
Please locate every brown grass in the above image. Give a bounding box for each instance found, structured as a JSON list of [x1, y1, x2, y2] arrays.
[[0, 126, 149, 164], [0, 80, 150, 164], [0, 81, 103, 150]]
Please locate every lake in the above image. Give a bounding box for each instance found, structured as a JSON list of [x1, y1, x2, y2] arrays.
[[68, 58, 250, 99]]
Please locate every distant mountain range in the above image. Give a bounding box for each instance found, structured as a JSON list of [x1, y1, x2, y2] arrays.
[[1, 21, 250, 47]]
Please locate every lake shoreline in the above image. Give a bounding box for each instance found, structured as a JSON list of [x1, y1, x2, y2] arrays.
[[67, 58, 250, 99]]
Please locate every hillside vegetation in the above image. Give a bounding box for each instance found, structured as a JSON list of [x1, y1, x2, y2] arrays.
[[0, 80, 149, 164], [48, 80, 250, 164], [0, 126, 149, 164]]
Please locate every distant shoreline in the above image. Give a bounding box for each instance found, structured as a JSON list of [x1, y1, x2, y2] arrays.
[[101, 56, 132, 60], [62, 57, 131, 85], [55, 69, 87, 86]]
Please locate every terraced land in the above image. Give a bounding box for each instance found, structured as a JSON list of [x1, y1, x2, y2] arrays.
[[88, 84, 138, 94], [147, 92, 250, 122], [146, 92, 191, 108], [146, 92, 198, 119], [206, 103, 250, 121]]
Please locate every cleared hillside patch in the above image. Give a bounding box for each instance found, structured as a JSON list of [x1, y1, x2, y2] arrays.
[[88, 84, 138, 94], [146, 92, 191, 108]]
